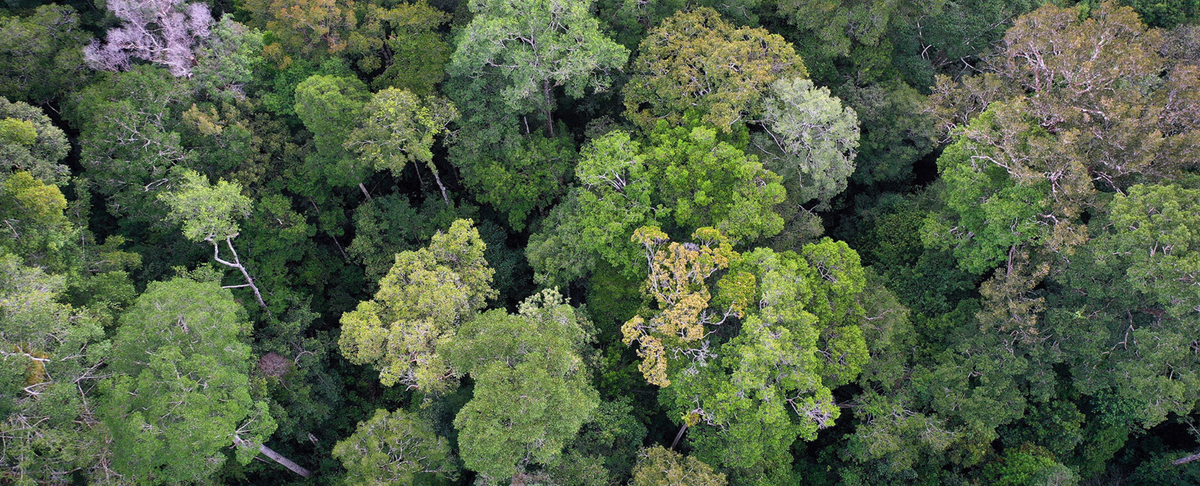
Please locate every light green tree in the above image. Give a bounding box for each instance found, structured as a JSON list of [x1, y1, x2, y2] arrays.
[[339, 219, 496, 391], [333, 408, 460, 485], [448, 0, 628, 136], [345, 88, 458, 204], [292, 74, 372, 191], [1, 97, 71, 186], [159, 168, 266, 309], [525, 130, 655, 286], [527, 124, 788, 287], [0, 172, 75, 270], [447, 289, 599, 482], [100, 278, 278, 483], [751, 77, 860, 208]]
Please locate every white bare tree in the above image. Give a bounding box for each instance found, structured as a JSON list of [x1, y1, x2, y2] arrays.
[[84, 0, 213, 77]]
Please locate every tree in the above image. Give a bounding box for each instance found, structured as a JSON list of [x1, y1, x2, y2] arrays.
[[525, 130, 654, 286], [241, 0, 356, 67], [339, 219, 496, 391], [68, 65, 192, 224], [644, 124, 788, 244], [621, 226, 738, 388], [547, 398, 648, 485], [159, 168, 267, 309], [100, 277, 277, 483], [190, 16, 264, 101], [630, 446, 727, 486], [345, 88, 458, 204], [0, 253, 112, 484], [448, 0, 628, 135], [1104, 184, 1200, 317], [597, 0, 762, 49], [1042, 183, 1200, 431], [840, 80, 938, 187], [621, 228, 878, 481], [293, 73, 372, 190], [84, 0, 215, 77], [345, 0, 452, 93], [333, 408, 460, 485], [1, 96, 70, 186], [0, 172, 75, 270], [447, 289, 599, 482], [0, 5, 93, 103], [526, 124, 788, 286], [446, 74, 578, 229], [346, 193, 463, 283], [751, 77, 860, 208], [924, 2, 1200, 333], [624, 8, 806, 132], [775, 0, 941, 65]]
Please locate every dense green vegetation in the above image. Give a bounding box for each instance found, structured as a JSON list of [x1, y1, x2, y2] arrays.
[[2, 0, 1200, 484]]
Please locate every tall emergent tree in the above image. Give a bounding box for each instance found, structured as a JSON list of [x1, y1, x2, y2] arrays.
[[623, 227, 878, 483], [624, 7, 806, 132], [751, 78, 860, 208], [526, 124, 787, 287], [924, 1, 1200, 336]]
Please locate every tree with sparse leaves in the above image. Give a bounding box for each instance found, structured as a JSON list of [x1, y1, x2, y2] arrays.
[[159, 168, 267, 309], [345, 88, 458, 204], [84, 0, 215, 77]]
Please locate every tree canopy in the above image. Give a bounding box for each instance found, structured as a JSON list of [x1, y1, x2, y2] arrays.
[[4, 0, 1200, 484]]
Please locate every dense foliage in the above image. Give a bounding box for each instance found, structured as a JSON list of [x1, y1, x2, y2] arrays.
[[2, 0, 1200, 484]]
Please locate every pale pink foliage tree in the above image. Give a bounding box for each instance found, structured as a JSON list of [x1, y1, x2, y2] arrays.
[[84, 0, 213, 77]]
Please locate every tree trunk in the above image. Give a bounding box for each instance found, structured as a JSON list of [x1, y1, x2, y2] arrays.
[[1176, 451, 1200, 465], [432, 169, 451, 206], [258, 443, 312, 477], [670, 423, 688, 450], [358, 182, 372, 200], [212, 237, 267, 310], [234, 436, 311, 477], [543, 79, 554, 137]]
